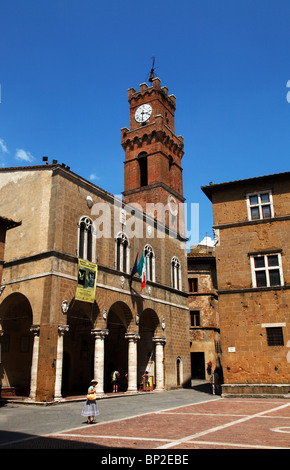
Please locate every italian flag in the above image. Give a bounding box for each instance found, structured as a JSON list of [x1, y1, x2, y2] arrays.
[[137, 253, 147, 290]]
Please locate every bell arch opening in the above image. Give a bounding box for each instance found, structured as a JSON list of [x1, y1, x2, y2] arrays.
[[138, 152, 148, 187]]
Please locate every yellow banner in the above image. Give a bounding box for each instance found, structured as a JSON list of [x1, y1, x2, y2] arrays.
[[75, 259, 97, 303]]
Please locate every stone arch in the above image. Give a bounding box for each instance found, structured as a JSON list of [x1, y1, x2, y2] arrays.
[[0, 292, 33, 396], [137, 308, 160, 386], [106, 300, 133, 331], [104, 301, 133, 392], [176, 356, 183, 387], [62, 299, 100, 396]]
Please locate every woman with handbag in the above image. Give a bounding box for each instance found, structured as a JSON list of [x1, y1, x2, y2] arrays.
[[81, 379, 100, 424]]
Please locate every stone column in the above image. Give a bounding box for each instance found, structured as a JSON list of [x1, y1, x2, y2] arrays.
[[29, 325, 40, 401], [91, 329, 108, 395], [54, 324, 69, 400], [153, 337, 166, 391], [125, 333, 140, 392]]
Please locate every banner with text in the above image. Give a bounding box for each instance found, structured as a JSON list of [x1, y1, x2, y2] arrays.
[[75, 259, 97, 303]]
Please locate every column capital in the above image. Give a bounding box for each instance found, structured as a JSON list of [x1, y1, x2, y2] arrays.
[[91, 329, 109, 340], [125, 333, 140, 343], [58, 324, 69, 336], [30, 324, 40, 336], [152, 336, 166, 345]]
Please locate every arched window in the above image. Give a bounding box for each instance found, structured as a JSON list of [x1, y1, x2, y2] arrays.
[[176, 356, 183, 386], [144, 244, 155, 282], [138, 152, 148, 187], [171, 256, 181, 290], [116, 232, 129, 273], [78, 216, 96, 262]]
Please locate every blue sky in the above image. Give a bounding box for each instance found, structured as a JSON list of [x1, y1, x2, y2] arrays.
[[1, 0, 290, 245]]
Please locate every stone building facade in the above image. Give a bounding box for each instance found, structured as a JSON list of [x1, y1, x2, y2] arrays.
[[0, 217, 20, 286], [187, 238, 221, 382], [202, 172, 290, 397], [0, 78, 191, 402]]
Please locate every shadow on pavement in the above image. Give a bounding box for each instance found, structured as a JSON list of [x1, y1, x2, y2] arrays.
[[0, 430, 108, 449], [191, 382, 219, 395]]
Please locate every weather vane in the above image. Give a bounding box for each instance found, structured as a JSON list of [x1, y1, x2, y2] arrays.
[[146, 56, 157, 83]]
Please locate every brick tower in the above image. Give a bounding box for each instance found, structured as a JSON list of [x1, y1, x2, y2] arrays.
[[121, 77, 185, 235]]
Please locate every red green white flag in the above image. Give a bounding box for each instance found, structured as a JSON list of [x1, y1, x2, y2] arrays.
[[137, 252, 147, 290]]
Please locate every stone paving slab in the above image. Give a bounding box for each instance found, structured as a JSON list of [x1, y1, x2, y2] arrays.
[[1, 396, 289, 451], [62, 413, 238, 441], [196, 416, 290, 449], [52, 399, 290, 450]]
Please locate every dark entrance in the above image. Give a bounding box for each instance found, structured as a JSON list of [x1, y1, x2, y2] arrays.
[[191, 352, 205, 379], [104, 307, 128, 392], [0, 293, 33, 396], [63, 300, 97, 396]]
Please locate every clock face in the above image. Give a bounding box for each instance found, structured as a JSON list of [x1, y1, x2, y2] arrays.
[[135, 104, 152, 123], [168, 195, 178, 216]]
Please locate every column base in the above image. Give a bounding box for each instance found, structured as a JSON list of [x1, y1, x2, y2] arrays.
[[54, 396, 65, 402], [95, 392, 106, 399], [127, 387, 138, 393]]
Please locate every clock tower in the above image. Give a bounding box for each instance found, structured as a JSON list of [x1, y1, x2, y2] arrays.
[[121, 77, 185, 235]]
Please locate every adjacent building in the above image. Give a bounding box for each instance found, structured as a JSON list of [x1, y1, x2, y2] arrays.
[[202, 172, 290, 397], [187, 237, 221, 383]]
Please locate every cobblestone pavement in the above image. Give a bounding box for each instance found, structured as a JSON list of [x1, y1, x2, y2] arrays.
[[0, 387, 289, 453]]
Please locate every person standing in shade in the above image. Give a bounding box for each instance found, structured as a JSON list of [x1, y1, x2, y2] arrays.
[[142, 370, 150, 389], [111, 370, 120, 392], [213, 367, 222, 395], [81, 379, 100, 424]]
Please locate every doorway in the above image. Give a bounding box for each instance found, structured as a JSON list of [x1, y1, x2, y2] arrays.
[[191, 352, 205, 379], [104, 307, 129, 392]]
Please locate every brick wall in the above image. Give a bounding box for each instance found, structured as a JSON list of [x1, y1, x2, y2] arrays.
[[205, 173, 290, 391]]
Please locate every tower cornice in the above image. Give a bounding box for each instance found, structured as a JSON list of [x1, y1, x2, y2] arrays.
[[128, 78, 176, 111], [121, 118, 184, 159]]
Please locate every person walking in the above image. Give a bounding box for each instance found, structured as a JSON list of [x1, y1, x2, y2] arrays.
[[210, 371, 215, 395], [81, 379, 100, 424]]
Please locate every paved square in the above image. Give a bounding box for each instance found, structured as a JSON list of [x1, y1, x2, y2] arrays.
[[1, 397, 289, 449], [42, 399, 290, 449]]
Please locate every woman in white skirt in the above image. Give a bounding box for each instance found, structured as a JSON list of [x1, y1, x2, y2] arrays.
[[81, 379, 100, 424]]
